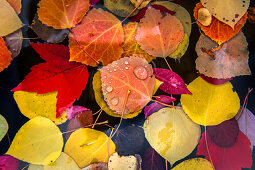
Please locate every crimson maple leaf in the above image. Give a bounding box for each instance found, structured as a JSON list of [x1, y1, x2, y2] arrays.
[[12, 43, 89, 117]]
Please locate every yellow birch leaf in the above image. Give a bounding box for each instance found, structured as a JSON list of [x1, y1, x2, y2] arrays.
[[7, 117, 63, 165], [172, 158, 214, 170], [181, 76, 240, 126]]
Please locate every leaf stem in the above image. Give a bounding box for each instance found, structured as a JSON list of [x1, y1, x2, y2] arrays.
[[164, 57, 172, 71], [151, 99, 181, 109]]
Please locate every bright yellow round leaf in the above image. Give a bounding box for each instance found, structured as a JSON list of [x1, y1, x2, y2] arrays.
[[14, 91, 67, 125], [181, 76, 240, 126], [143, 108, 201, 165], [7, 117, 63, 165], [64, 128, 116, 168], [172, 158, 214, 170]]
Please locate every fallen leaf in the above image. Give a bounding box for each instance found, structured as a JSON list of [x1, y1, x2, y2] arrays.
[[66, 105, 90, 120], [0, 0, 22, 36], [82, 163, 108, 170], [169, 34, 189, 59], [207, 118, 239, 147], [198, 71, 233, 85], [0, 114, 8, 141], [12, 43, 89, 117], [194, 3, 248, 45], [200, 0, 249, 29], [181, 76, 240, 126], [104, 0, 138, 17], [108, 152, 141, 170], [248, 7, 255, 24], [64, 128, 116, 168], [237, 108, 255, 150], [69, 8, 124, 66], [195, 32, 251, 79], [99, 56, 155, 115], [153, 68, 191, 95], [90, 0, 100, 7], [7, 117, 63, 165], [197, 131, 252, 170], [4, 29, 23, 58], [14, 91, 67, 125], [6, 0, 21, 14], [135, 7, 184, 58], [172, 158, 214, 170], [144, 107, 201, 165], [141, 146, 165, 170], [0, 155, 20, 170], [0, 37, 12, 72], [37, 0, 90, 29], [130, 0, 150, 9]]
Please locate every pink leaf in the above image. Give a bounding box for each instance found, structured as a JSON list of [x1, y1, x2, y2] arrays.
[[66, 105, 90, 120], [0, 155, 19, 170], [198, 71, 233, 85], [155, 95, 176, 103]]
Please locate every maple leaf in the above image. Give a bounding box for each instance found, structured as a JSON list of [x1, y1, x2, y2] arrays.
[[194, 3, 248, 45], [37, 0, 90, 29], [0, 37, 12, 72], [12, 43, 89, 117], [69, 8, 124, 67]]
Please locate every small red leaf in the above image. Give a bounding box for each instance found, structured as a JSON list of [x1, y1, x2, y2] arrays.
[[198, 71, 233, 85], [142, 146, 165, 170], [153, 68, 191, 95], [66, 105, 90, 120], [155, 95, 176, 103], [0, 155, 20, 170]]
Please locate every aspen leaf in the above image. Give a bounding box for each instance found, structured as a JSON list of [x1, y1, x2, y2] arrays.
[[130, 0, 150, 9], [4, 29, 23, 58], [64, 128, 116, 168], [172, 158, 214, 170], [7, 117, 63, 165], [108, 153, 141, 170], [200, 0, 249, 29], [14, 91, 67, 125], [196, 32, 251, 79], [37, 0, 90, 29], [135, 7, 184, 58], [82, 163, 108, 170], [141, 147, 165, 170], [181, 76, 240, 126], [0, 37, 12, 72], [6, 0, 22, 14], [0, 114, 8, 141], [104, 0, 138, 17], [69, 8, 124, 66], [0, 155, 20, 170], [143, 108, 201, 165], [0, 0, 22, 36]]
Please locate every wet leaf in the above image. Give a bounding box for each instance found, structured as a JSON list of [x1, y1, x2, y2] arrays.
[[64, 128, 116, 168], [141, 146, 165, 170], [69, 8, 124, 66], [37, 0, 90, 29], [153, 68, 191, 95], [207, 118, 239, 147], [198, 71, 233, 85], [12, 43, 89, 117], [135, 7, 184, 58], [0, 155, 20, 170], [66, 105, 90, 120], [104, 0, 138, 17], [172, 158, 214, 170], [7, 117, 63, 165], [0, 37, 12, 72], [200, 0, 249, 29], [14, 91, 67, 125], [0, 0, 22, 36], [4, 29, 23, 58], [144, 108, 201, 164], [99, 56, 155, 115], [6, 0, 21, 14], [82, 163, 108, 170], [108, 152, 141, 170], [197, 131, 252, 170], [194, 3, 247, 45], [0, 114, 8, 141], [181, 76, 240, 126], [196, 32, 251, 79]]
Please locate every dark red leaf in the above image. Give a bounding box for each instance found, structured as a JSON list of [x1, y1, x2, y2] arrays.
[[90, 0, 100, 7], [155, 95, 176, 103], [198, 71, 233, 85], [0, 155, 19, 170], [66, 105, 90, 120], [153, 68, 191, 95], [12, 43, 89, 117], [207, 118, 239, 147], [197, 131, 252, 170], [142, 146, 165, 170]]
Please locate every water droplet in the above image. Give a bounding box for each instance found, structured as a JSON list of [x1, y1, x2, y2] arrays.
[[124, 61, 129, 65], [107, 68, 110, 71], [125, 66, 129, 70], [111, 97, 119, 106], [113, 69, 117, 71], [134, 66, 148, 80], [106, 86, 113, 92], [103, 76, 107, 79], [109, 82, 112, 84]]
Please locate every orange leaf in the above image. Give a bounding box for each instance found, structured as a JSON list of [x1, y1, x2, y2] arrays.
[[135, 7, 184, 58], [37, 0, 90, 29], [0, 37, 12, 72], [69, 8, 124, 66], [194, 3, 248, 45], [6, 0, 21, 14], [122, 22, 156, 62]]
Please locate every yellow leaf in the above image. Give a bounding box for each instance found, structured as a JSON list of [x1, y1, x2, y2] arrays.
[[7, 117, 63, 165], [28, 152, 80, 170], [0, 0, 22, 36], [172, 158, 214, 170], [37, 0, 90, 29], [181, 76, 240, 126], [143, 108, 201, 165], [169, 34, 189, 59], [108, 152, 141, 170], [64, 128, 116, 168], [14, 91, 67, 125]]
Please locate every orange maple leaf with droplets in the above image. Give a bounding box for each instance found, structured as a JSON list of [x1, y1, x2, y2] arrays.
[[69, 8, 124, 67], [99, 56, 155, 115], [37, 0, 90, 29], [0, 37, 12, 72], [122, 22, 156, 62], [194, 3, 248, 45]]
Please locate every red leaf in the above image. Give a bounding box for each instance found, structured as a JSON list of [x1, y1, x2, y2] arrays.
[[198, 71, 233, 85], [90, 0, 100, 7], [153, 68, 191, 95], [12, 43, 89, 117], [142, 146, 165, 170], [207, 118, 239, 147], [130, 5, 176, 22], [66, 105, 90, 120], [197, 131, 252, 170], [0, 155, 19, 170]]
